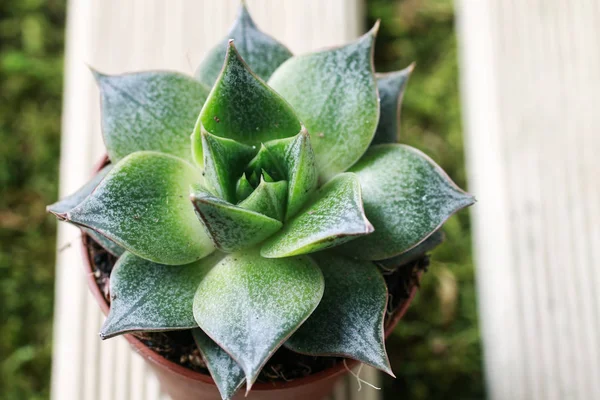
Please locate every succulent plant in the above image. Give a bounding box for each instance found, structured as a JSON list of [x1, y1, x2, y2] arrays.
[[48, 3, 474, 399]]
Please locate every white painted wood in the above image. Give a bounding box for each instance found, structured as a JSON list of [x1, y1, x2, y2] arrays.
[[51, 1, 378, 399], [456, 1, 600, 399]]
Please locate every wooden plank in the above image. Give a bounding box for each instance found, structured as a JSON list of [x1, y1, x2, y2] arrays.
[[456, 1, 600, 399], [51, 1, 380, 399]]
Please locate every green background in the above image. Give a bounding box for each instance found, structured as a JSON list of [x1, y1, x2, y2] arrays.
[[0, 0, 483, 398]]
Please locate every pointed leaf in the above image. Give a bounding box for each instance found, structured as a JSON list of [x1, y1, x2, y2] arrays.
[[245, 144, 286, 184], [47, 165, 113, 214], [340, 144, 475, 260], [195, 2, 292, 87], [197, 42, 301, 153], [264, 130, 318, 220], [193, 249, 324, 389], [236, 174, 254, 202], [372, 64, 414, 145], [261, 173, 373, 258], [61, 152, 215, 265], [190, 185, 282, 252], [95, 71, 209, 163], [199, 131, 257, 203], [286, 252, 393, 376], [260, 169, 274, 182], [268, 25, 379, 181], [100, 251, 221, 339], [378, 230, 445, 270], [192, 329, 246, 400], [47, 165, 127, 257], [238, 179, 287, 221]]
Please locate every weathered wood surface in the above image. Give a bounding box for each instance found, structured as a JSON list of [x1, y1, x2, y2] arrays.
[[51, 1, 382, 399], [456, 1, 600, 399]]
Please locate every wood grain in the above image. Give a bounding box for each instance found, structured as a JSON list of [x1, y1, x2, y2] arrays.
[[456, 1, 600, 399]]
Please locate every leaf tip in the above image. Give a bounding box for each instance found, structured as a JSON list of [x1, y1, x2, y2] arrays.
[[236, 0, 255, 27], [385, 367, 396, 378], [407, 61, 417, 73], [88, 65, 107, 82], [299, 125, 310, 138], [46, 203, 58, 214], [244, 382, 252, 396], [48, 208, 70, 221], [466, 193, 477, 205], [224, 40, 248, 68], [370, 19, 381, 38], [365, 219, 375, 234]]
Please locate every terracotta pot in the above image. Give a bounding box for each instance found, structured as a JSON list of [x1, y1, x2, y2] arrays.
[[80, 157, 421, 400]]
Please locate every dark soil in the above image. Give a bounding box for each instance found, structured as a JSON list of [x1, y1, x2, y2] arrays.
[[85, 235, 427, 384]]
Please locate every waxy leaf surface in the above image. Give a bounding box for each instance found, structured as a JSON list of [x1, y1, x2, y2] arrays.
[[268, 26, 379, 181], [195, 3, 292, 87], [190, 185, 282, 253], [261, 173, 373, 258], [371, 65, 414, 145], [341, 145, 475, 260], [47, 165, 113, 215], [264, 131, 318, 220], [192, 329, 245, 400], [63, 152, 214, 265], [100, 252, 220, 339], [95, 71, 209, 163], [198, 42, 301, 151], [192, 250, 324, 389], [238, 179, 287, 221], [286, 252, 393, 376], [378, 230, 444, 270], [199, 131, 257, 203], [47, 165, 127, 257]]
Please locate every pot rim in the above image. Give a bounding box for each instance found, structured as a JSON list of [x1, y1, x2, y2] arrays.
[[80, 155, 421, 391]]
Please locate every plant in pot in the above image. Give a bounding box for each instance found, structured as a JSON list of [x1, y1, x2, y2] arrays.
[[48, 3, 474, 400]]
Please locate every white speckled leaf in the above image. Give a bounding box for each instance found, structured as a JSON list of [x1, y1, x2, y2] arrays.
[[62, 152, 215, 265], [192, 249, 324, 389], [47, 165, 113, 215], [94, 71, 209, 163], [339, 144, 475, 260], [263, 130, 318, 220], [198, 131, 257, 203], [285, 252, 393, 376], [268, 25, 379, 181], [190, 185, 282, 253], [378, 230, 445, 270], [192, 329, 245, 400], [260, 173, 373, 258], [194, 2, 292, 87], [197, 42, 301, 154], [100, 251, 221, 339], [238, 179, 287, 221], [47, 165, 127, 257], [372, 64, 414, 145]]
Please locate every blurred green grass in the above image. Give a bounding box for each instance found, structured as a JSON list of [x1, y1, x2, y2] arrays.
[[0, 1, 482, 399], [0, 0, 65, 399]]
